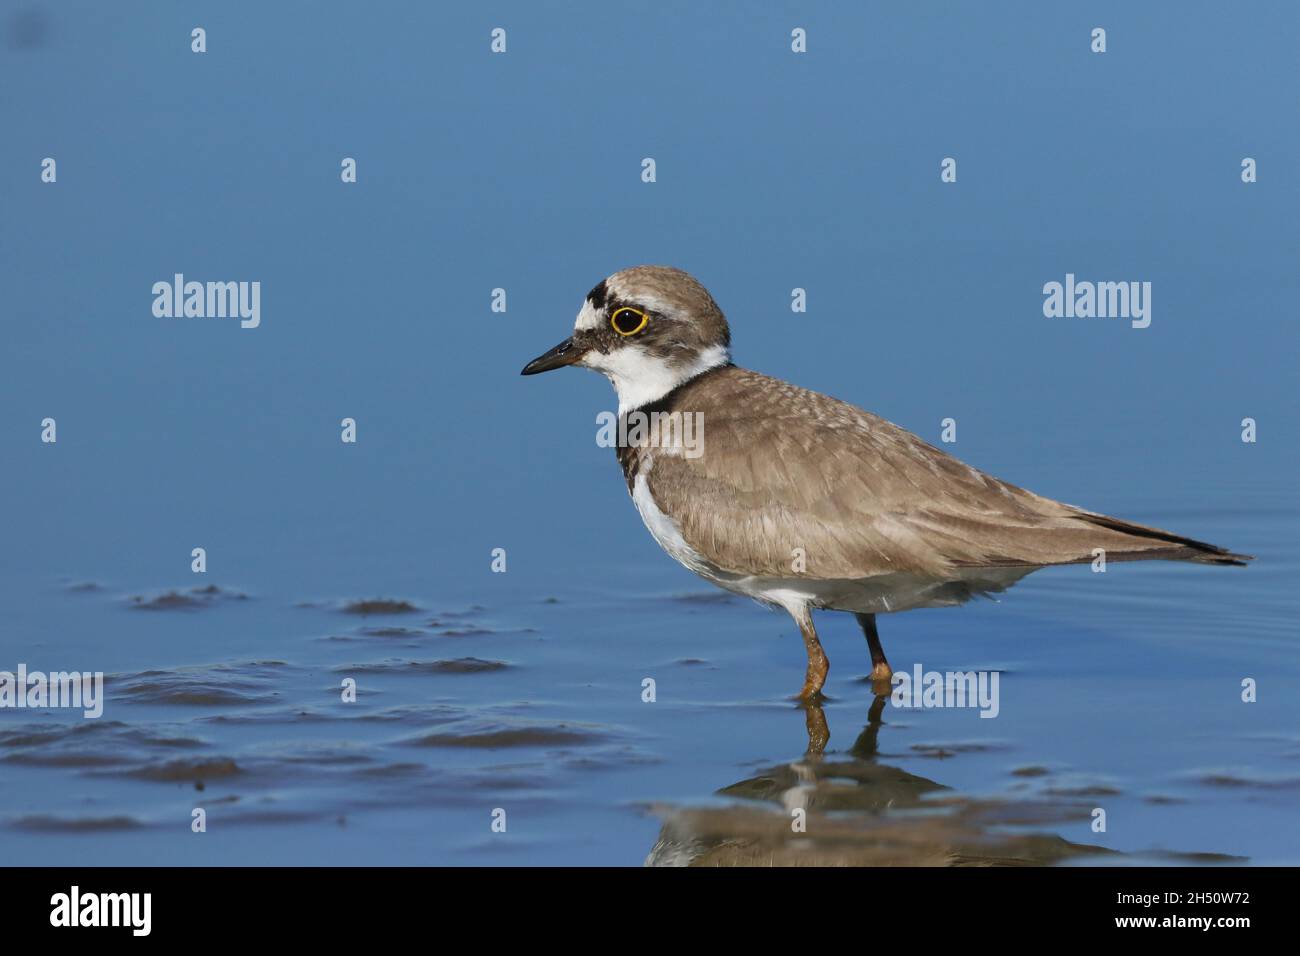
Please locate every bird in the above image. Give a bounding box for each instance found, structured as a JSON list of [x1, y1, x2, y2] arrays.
[[521, 265, 1252, 700]]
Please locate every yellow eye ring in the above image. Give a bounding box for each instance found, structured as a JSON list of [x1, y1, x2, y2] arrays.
[[610, 307, 649, 336]]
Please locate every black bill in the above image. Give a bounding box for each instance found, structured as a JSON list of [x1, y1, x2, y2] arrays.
[[520, 337, 584, 375]]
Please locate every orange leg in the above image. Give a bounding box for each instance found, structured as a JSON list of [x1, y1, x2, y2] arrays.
[[802, 700, 830, 756], [795, 609, 829, 700]]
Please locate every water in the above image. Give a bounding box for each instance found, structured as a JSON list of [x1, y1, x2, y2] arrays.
[[2, 2, 1298, 865], [2, 491, 1296, 865]]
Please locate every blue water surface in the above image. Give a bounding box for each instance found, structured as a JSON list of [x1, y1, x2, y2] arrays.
[[1, 2, 1296, 865]]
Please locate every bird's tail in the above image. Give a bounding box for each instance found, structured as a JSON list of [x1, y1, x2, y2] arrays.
[[1069, 511, 1253, 566]]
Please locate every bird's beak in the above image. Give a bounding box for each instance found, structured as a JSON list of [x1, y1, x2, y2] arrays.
[[521, 336, 584, 375]]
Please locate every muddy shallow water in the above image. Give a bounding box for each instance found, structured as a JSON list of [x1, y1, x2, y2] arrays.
[[3, 494, 1296, 866]]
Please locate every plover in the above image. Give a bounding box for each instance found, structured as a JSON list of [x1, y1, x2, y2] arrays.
[[522, 266, 1251, 699]]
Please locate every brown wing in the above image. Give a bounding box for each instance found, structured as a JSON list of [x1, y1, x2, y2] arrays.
[[642, 367, 1249, 579]]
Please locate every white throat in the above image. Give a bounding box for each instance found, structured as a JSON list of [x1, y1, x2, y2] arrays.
[[584, 344, 730, 415]]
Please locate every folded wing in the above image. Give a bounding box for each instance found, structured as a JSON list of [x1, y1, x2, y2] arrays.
[[644, 368, 1249, 579]]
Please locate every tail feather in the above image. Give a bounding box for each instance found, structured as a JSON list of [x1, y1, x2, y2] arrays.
[[1069, 511, 1253, 566]]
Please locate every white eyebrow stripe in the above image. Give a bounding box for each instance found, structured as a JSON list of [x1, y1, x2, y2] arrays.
[[573, 299, 603, 331], [633, 294, 676, 316], [574, 274, 685, 333], [605, 277, 678, 319]]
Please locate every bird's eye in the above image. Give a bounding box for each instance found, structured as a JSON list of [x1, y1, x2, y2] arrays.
[[610, 307, 649, 336]]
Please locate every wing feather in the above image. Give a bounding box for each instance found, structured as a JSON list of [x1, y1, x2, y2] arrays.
[[640, 367, 1248, 578]]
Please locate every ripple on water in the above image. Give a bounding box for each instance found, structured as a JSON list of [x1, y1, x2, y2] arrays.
[[1193, 768, 1300, 790], [319, 621, 512, 643], [198, 706, 339, 726], [338, 599, 420, 616], [666, 591, 736, 605], [0, 720, 205, 769], [1042, 784, 1123, 798], [122, 756, 242, 783], [337, 658, 509, 675], [909, 741, 1011, 759], [127, 584, 248, 610], [11, 814, 148, 833], [403, 719, 610, 750], [111, 661, 291, 706], [354, 703, 470, 725]]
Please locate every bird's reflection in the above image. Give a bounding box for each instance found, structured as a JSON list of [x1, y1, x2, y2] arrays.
[[717, 693, 948, 818], [646, 692, 1121, 867], [801, 687, 888, 759]]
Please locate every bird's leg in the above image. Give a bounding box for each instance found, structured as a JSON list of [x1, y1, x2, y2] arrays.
[[855, 612, 893, 684], [795, 609, 829, 700], [849, 694, 889, 760], [801, 700, 829, 756]]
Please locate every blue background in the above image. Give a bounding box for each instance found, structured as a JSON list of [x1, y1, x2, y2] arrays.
[[1, 2, 1296, 865]]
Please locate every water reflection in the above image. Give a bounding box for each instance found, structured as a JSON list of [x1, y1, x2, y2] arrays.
[[646, 695, 1238, 867]]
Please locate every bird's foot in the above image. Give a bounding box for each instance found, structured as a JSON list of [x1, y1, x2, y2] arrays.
[[867, 661, 893, 697]]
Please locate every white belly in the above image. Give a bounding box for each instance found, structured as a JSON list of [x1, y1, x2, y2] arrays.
[[630, 472, 718, 580]]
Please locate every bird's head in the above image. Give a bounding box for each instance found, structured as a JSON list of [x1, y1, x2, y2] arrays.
[[521, 265, 732, 413]]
